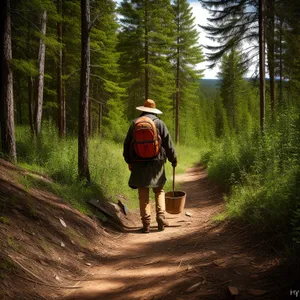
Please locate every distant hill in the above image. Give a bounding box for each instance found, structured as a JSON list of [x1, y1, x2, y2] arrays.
[[200, 78, 221, 99], [200, 78, 220, 87]]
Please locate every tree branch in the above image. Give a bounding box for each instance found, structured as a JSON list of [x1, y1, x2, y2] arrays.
[[90, 73, 105, 81], [65, 68, 81, 80], [88, 9, 102, 33], [13, 12, 42, 33], [89, 97, 106, 105]]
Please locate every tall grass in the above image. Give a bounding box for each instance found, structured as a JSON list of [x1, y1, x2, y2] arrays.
[[204, 131, 257, 190], [15, 123, 204, 212], [204, 108, 300, 241]]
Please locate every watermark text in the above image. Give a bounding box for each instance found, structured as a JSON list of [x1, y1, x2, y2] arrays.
[[290, 290, 300, 298]]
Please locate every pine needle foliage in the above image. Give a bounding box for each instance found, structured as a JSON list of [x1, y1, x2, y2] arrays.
[[89, 0, 126, 141], [171, 0, 204, 144], [118, 0, 175, 128], [198, 0, 258, 69], [218, 48, 258, 134]]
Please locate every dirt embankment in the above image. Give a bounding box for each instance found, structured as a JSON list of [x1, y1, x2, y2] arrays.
[[0, 159, 118, 300], [0, 160, 297, 300]]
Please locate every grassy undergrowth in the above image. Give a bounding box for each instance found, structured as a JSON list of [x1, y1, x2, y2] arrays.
[[15, 124, 205, 213], [203, 109, 300, 245]]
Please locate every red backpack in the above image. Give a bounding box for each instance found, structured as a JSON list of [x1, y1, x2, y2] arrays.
[[131, 116, 161, 160]]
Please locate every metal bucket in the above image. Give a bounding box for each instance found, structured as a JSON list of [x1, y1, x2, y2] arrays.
[[165, 190, 186, 214]]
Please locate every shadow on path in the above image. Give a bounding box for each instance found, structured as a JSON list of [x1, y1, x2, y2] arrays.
[[60, 166, 292, 300]]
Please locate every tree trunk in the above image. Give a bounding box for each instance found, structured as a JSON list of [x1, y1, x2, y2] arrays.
[[78, 0, 91, 183], [175, 0, 180, 144], [34, 10, 47, 137], [98, 102, 102, 135], [279, 19, 283, 106], [144, 0, 149, 100], [267, 0, 275, 122], [89, 81, 93, 136], [0, 0, 17, 163], [175, 63, 179, 144], [27, 22, 34, 134], [17, 77, 22, 124], [259, 0, 266, 132], [63, 81, 66, 133], [57, 0, 65, 138], [88, 100, 92, 136], [62, 47, 66, 135], [28, 77, 34, 133]]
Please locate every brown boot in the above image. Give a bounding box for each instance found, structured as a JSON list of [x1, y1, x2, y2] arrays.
[[156, 215, 169, 231], [141, 223, 150, 233]]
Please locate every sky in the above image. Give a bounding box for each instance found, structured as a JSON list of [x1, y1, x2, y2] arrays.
[[188, 0, 219, 79]]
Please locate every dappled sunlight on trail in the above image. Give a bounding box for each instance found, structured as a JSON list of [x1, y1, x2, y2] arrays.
[[60, 166, 288, 300]]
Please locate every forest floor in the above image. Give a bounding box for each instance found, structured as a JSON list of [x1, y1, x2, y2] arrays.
[[0, 160, 297, 300]]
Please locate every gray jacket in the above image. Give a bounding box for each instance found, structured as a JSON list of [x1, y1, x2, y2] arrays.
[[123, 113, 177, 188]]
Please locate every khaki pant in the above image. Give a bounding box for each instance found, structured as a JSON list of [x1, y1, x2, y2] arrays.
[[138, 186, 165, 224]]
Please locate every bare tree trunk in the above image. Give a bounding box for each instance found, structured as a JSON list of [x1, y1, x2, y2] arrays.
[[172, 93, 175, 137], [144, 0, 149, 100], [89, 81, 93, 136], [259, 0, 266, 132], [57, 0, 65, 138], [98, 102, 102, 135], [34, 10, 47, 137], [279, 20, 283, 106], [28, 77, 34, 133], [17, 77, 22, 124], [63, 81, 66, 133], [27, 22, 34, 134], [78, 0, 91, 183], [175, 0, 180, 144], [267, 0, 275, 122], [88, 100, 92, 136], [97, 83, 102, 135], [0, 0, 16, 163], [62, 47, 66, 135]]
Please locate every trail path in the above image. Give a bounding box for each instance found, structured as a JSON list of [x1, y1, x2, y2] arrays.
[[61, 166, 285, 300]]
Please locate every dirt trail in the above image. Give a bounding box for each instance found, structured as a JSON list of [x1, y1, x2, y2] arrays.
[[61, 166, 286, 300]]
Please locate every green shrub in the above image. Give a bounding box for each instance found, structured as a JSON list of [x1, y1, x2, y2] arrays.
[[204, 107, 300, 239], [206, 131, 257, 190]]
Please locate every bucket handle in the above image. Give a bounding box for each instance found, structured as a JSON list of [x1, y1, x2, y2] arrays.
[[172, 166, 175, 198]]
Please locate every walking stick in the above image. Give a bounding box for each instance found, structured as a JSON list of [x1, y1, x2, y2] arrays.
[[172, 166, 175, 198]]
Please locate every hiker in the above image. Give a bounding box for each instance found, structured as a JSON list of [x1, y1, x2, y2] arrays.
[[123, 99, 177, 233]]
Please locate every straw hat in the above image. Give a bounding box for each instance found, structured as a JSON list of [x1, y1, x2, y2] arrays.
[[136, 99, 163, 114]]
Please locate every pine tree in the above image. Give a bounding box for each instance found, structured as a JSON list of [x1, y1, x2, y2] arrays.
[[276, 0, 300, 106], [218, 49, 256, 134], [57, 0, 65, 138], [89, 0, 125, 140], [117, 0, 144, 120], [118, 0, 175, 127], [171, 0, 204, 144], [1, 0, 17, 163], [198, 0, 270, 131], [61, 0, 81, 130], [214, 94, 229, 138], [78, 0, 91, 183], [258, 0, 266, 131], [266, 0, 275, 120], [34, 9, 47, 136], [198, 0, 257, 69], [198, 91, 217, 142], [11, 0, 60, 134], [10, 0, 39, 133], [147, 0, 175, 122]]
